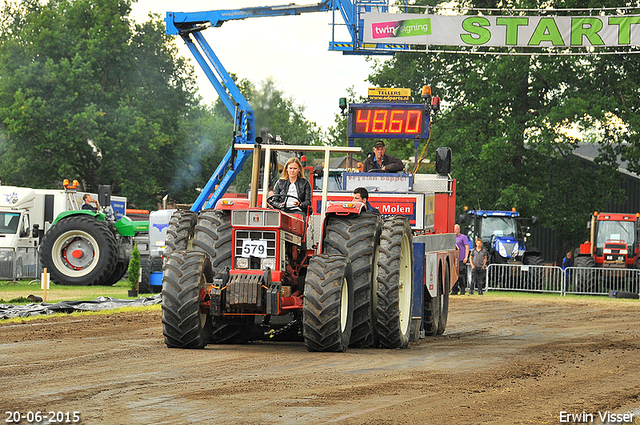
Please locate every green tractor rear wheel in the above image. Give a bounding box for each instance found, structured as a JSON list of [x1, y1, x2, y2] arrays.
[[39, 215, 118, 286]]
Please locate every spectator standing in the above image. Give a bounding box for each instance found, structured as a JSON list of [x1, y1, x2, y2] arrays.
[[469, 237, 488, 295], [452, 224, 469, 295], [562, 250, 573, 293], [362, 140, 405, 172]]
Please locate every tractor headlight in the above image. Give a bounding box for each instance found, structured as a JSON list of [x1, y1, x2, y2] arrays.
[[236, 257, 249, 269], [261, 257, 276, 270], [511, 242, 520, 257]]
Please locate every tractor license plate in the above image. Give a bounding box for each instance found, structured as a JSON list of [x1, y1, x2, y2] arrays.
[[241, 240, 268, 258]]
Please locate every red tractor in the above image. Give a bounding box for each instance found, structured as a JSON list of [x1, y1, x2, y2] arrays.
[[577, 212, 640, 269], [574, 212, 640, 293], [161, 144, 457, 352], [161, 145, 418, 352]]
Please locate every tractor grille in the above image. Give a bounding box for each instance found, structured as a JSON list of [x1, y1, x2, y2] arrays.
[[232, 210, 280, 227], [502, 242, 516, 257], [235, 230, 277, 270]]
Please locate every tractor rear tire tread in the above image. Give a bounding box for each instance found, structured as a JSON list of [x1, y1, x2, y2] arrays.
[[376, 216, 414, 348], [165, 210, 198, 255], [303, 254, 354, 352], [192, 210, 233, 269], [323, 213, 381, 348]]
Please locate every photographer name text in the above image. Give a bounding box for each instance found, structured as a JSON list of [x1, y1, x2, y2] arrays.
[[560, 411, 635, 423]]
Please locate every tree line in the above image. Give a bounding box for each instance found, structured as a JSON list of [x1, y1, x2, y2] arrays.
[[0, 0, 320, 210]]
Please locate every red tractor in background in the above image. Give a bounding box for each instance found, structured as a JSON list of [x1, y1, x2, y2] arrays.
[[574, 212, 640, 293], [576, 212, 640, 269]]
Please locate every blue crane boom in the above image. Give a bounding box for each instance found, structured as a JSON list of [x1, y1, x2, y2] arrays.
[[165, 1, 406, 212]]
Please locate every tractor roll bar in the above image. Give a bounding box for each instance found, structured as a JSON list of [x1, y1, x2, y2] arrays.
[[234, 144, 362, 225]]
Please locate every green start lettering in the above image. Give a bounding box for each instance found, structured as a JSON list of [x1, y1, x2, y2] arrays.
[[609, 16, 640, 44], [528, 17, 565, 46], [461, 17, 491, 45], [571, 18, 605, 45], [495, 17, 529, 45]]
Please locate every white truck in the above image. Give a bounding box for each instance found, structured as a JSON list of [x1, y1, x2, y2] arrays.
[[0, 184, 126, 281]]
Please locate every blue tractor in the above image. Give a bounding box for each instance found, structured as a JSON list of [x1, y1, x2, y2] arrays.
[[459, 208, 543, 266], [459, 208, 544, 290]]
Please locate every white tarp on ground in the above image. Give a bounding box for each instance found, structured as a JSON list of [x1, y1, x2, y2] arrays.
[[0, 294, 161, 320]]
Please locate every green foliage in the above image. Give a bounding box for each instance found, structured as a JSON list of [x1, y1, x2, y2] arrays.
[[0, 0, 198, 209], [127, 244, 141, 290], [227, 77, 325, 193]]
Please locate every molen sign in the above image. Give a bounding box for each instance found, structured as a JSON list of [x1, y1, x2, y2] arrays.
[[364, 13, 640, 49]]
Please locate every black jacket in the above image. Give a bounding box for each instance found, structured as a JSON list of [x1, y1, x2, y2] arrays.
[[81, 202, 98, 213], [273, 178, 312, 210], [363, 153, 404, 172]]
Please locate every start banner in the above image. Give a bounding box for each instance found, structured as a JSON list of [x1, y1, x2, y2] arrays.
[[364, 12, 640, 48]]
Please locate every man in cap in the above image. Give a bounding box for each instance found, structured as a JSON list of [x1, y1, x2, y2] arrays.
[[363, 140, 405, 172]]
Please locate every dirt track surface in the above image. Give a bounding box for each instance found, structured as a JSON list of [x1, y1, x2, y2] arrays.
[[1, 295, 640, 425]]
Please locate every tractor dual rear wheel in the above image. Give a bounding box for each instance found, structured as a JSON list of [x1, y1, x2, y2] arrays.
[[303, 254, 354, 352], [376, 216, 414, 348], [323, 212, 381, 348], [39, 215, 118, 286], [162, 251, 213, 349]]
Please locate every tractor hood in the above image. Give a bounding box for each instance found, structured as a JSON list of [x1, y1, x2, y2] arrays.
[[492, 235, 525, 259]]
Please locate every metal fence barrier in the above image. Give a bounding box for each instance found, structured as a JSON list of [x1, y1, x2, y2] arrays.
[[0, 248, 41, 282], [481, 263, 640, 296], [564, 266, 640, 296], [485, 263, 564, 294]]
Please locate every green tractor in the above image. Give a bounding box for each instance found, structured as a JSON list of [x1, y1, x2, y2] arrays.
[[39, 186, 148, 286]]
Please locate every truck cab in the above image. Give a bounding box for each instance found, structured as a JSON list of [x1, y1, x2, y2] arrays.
[[0, 187, 40, 280]]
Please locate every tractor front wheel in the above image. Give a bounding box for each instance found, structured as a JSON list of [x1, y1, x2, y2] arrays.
[[574, 255, 597, 293], [162, 251, 213, 349], [523, 254, 545, 290], [323, 212, 381, 348], [39, 215, 118, 286]]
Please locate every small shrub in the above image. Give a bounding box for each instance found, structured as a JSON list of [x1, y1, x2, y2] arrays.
[[127, 244, 141, 290]]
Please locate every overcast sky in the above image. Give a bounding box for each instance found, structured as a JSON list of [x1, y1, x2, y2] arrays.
[[130, 0, 379, 130]]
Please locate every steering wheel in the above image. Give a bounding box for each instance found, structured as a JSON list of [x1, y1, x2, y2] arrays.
[[266, 194, 303, 212], [366, 168, 386, 173]]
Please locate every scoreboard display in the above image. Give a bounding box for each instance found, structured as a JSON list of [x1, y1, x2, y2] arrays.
[[348, 104, 428, 139]]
